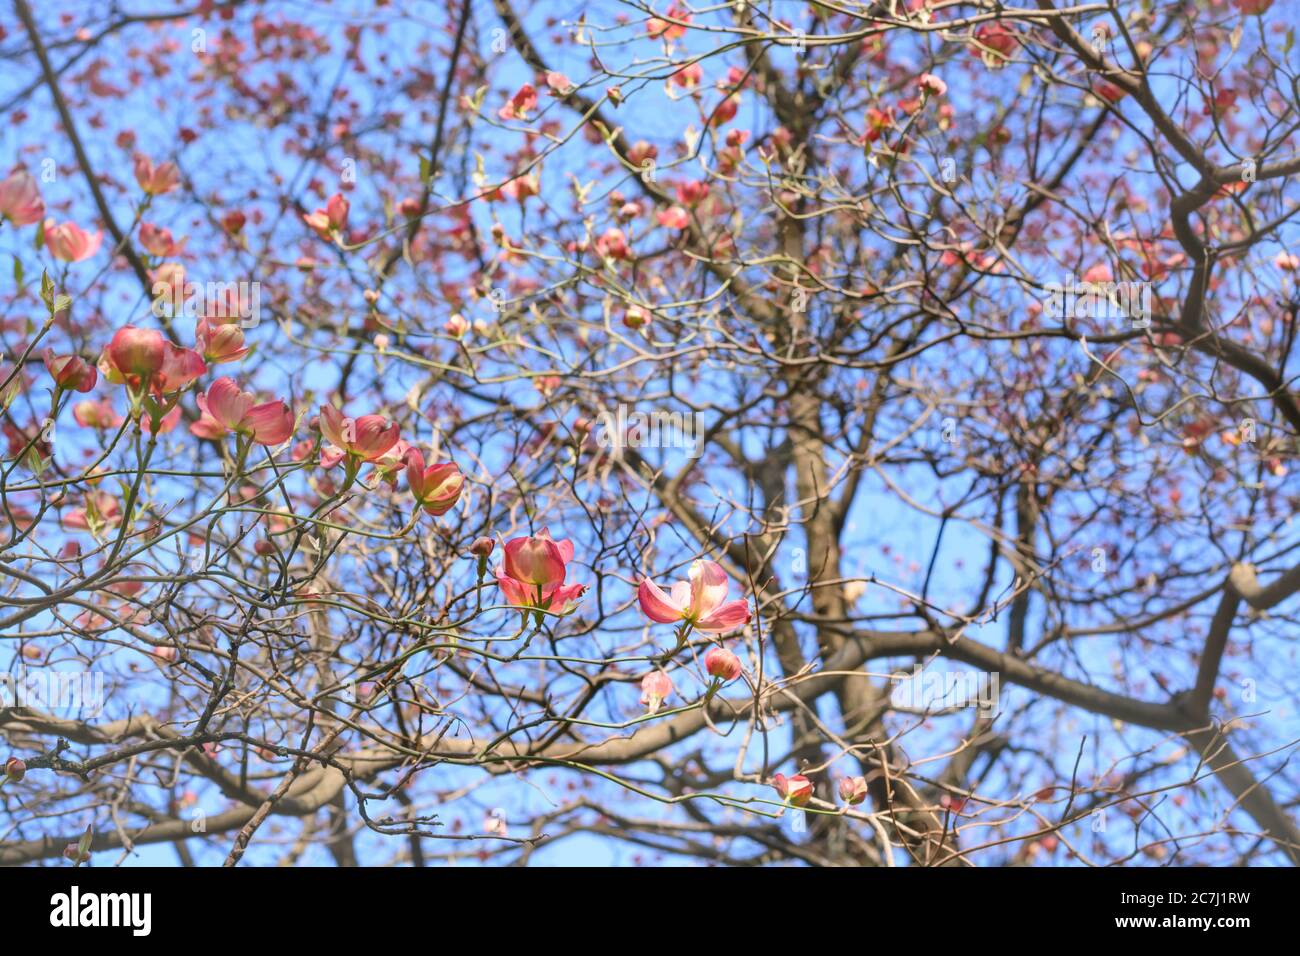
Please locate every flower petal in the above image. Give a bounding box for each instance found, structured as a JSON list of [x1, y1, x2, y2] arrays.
[[206, 377, 253, 430], [418, 463, 463, 515], [688, 559, 730, 619], [536, 526, 575, 564], [318, 405, 347, 448], [695, 598, 751, 634], [503, 535, 567, 587], [320, 445, 344, 469], [541, 581, 586, 614], [495, 567, 534, 608], [244, 400, 294, 446], [353, 414, 399, 460], [638, 577, 688, 623]]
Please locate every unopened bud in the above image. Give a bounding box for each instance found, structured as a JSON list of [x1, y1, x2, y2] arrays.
[[64, 844, 91, 864], [704, 646, 743, 682], [838, 775, 868, 806]]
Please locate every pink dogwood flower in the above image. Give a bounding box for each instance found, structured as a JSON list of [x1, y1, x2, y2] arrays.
[[917, 73, 947, 97], [545, 71, 574, 96], [195, 318, 250, 364], [496, 529, 585, 617], [1092, 78, 1127, 104], [133, 154, 181, 195], [303, 193, 349, 239], [405, 447, 464, 516], [191, 377, 294, 446], [100, 326, 166, 384], [0, 169, 45, 226], [73, 398, 123, 430], [43, 350, 97, 393], [657, 205, 690, 230], [640, 670, 674, 714], [138, 222, 185, 257], [43, 219, 102, 262], [638, 559, 751, 634], [594, 227, 632, 261], [773, 773, 813, 807], [647, 5, 691, 41], [153, 342, 207, 394], [498, 83, 538, 121], [318, 404, 399, 469], [503, 528, 573, 587], [839, 776, 868, 806], [675, 180, 709, 206]]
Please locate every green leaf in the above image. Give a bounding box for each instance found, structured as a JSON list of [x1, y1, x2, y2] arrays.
[[12, 256, 23, 289]]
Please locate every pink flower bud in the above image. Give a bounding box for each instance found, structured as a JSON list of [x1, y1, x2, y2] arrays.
[[546, 71, 574, 95], [105, 325, 166, 380], [64, 844, 91, 864], [623, 305, 651, 328], [502, 530, 572, 587], [704, 646, 742, 682], [917, 73, 947, 98], [303, 193, 349, 238], [627, 141, 658, 167], [133, 154, 181, 195], [773, 773, 813, 807], [43, 218, 103, 262], [0, 169, 45, 226], [195, 319, 249, 364], [594, 227, 631, 261], [139, 221, 182, 257], [939, 794, 967, 813], [405, 448, 464, 517], [469, 537, 496, 558], [4, 757, 25, 781], [838, 776, 868, 806], [640, 670, 674, 714], [43, 350, 97, 392]]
